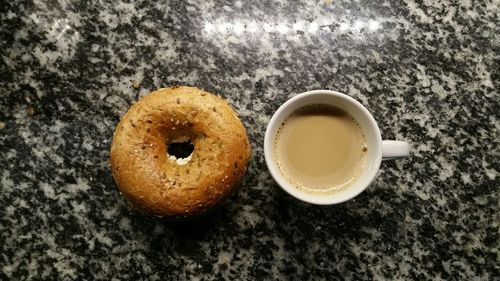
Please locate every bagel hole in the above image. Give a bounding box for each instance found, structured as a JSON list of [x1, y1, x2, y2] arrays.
[[168, 141, 194, 159]]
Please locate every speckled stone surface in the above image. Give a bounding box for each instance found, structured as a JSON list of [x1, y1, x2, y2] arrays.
[[1, 0, 499, 280]]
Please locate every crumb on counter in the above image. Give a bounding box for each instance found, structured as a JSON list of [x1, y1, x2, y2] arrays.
[[132, 80, 140, 89], [27, 107, 35, 116], [0, 122, 5, 129]]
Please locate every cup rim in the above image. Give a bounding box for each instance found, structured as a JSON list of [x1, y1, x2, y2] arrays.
[[264, 89, 383, 205]]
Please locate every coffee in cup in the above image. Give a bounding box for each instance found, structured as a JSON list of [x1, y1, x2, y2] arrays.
[[273, 104, 368, 195], [264, 90, 410, 205]]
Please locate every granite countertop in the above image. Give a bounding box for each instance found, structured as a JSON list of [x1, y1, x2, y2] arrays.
[[1, 0, 499, 280]]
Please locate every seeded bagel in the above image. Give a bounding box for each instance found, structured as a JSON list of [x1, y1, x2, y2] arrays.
[[110, 86, 251, 219]]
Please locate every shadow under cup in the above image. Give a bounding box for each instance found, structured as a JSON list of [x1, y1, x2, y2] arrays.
[[264, 91, 383, 205]]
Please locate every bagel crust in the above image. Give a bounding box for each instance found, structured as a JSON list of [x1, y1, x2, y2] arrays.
[[110, 86, 251, 218]]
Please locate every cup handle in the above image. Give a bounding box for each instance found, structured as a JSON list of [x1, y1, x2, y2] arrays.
[[382, 141, 410, 160]]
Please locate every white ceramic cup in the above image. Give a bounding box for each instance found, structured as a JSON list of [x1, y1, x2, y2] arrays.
[[264, 90, 410, 205]]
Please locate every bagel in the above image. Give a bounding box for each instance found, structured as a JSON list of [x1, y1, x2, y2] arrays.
[[110, 86, 251, 219]]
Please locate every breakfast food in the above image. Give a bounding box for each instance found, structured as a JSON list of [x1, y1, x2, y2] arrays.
[[110, 86, 251, 219]]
